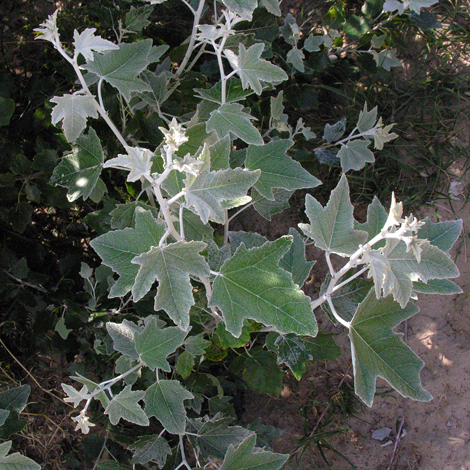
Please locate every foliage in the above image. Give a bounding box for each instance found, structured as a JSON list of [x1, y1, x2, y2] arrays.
[[0, 0, 464, 467]]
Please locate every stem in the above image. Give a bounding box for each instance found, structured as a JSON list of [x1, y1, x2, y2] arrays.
[[71, 59, 128, 148], [326, 295, 350, 328], [176, 0, 206, 78], [223, 209, 229, 244]]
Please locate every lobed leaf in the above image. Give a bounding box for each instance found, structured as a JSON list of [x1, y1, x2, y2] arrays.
[[210, 237, 317, 338], [349, 289, 432, 406]]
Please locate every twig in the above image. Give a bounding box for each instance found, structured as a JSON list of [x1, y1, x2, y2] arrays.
[[0, 337, 72, 407]]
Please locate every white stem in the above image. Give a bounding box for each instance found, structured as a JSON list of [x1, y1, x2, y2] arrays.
[[176, 0, 206, 78], [326, 295, 350, 328]]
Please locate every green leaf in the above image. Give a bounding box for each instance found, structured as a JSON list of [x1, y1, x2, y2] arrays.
[[175, 350, 195, 378], [349, 290, 432, 406], [413, 279, 462, 295], [382, 239, 460, 307], [0, 441, 40, 470], [132, 241, 209, 330], [344, 14, 371, 39], [220, 434, 288, 470], [221, 0, 257, 20], [233, 43, 288, 95], [323, 118, 346, 143], [71, 374, 110, 408], [191, 417, 253, 460], [55, 317, 72, 340], [355, 196, 388, 243], [299, 174, 368, 256], [195, 78, 255, 105], [409, 11, 441, 30], [174, 209, 214, 241], [259, 0, 281, 15], [0, 386, 30, 439], [245, 139, 321, 200], [144, 380, 193, 435], [375, 49, 402, 71], [252, 188, 293, 220], [207, 103, 263, 145], [279, 228, 315, 286], [357, 103, 378, 133], [322, 277, 374, 323], [184, 167, 260, 224], [105, 385, 149, 426], [267, 332, 340, 380], [228, 230, 267, 251], [338, 139, 375, 173], [417, 218, 462, 253], [125, 5, 154, 33], [90, 210, 164, 298], [266, 333, 310, 380], [50, 128, 104, 202], [110, 201, 158, 230], [210, 237, 317, 338], [0, 98, 15, 127], [209, 135, 231, 171], [129, 435, 171, 466], [135, 317, 188, 371], [286, 47, 305, 72], [243, 348, 284, 395], [106, 319, 143, 361], [83, 40, 152, 101]]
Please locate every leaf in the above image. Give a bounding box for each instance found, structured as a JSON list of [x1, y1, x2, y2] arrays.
[[195, 78, 255, 105], [50, 94, 99, 143], [245, 139, 321, 200], [228, 230, 267, 251], [184, 167, 260, 224], [174, 208, 214, 241], [209, 135, 231, 171], [83, 40, 152, 101], [252, 188, 293, 220], [322, 277, 374, 324], [89, 210, 164, 298], [0, 386, 30, 439], [144, 380, 193, 435], [286, 47, 305, 72], [349, 289, 432, 406], [266, 332, 340, 380], [299, 174, 368, 256], [129, 435, 171, 466], [417, 218, 462, 253], [73, 28, 119, 61], [105, 385, 149, 426], [232, 43, 288, 95], [0, 441, 40, 470], [210, 237, 317, 338], [132, 241, 209, 330], [357, 103, 378, 133], [381, 239, 460, 307], [259, 0, 281, 16], [0, 98, 15, 127], [323, 118, 346, 144], [220, 434, 288, 470], [375, 49, 402, 71], [221, 0, 257, 21], [207, 103, 263, 145], [175, 350, 195, 378], [279, 227, 315, 286], [192, 417, 253, 460], [50, 128, 104, 201], [71, 375, 110, 409], [409, 11, 441, 30], [106, 320, 143, 361], [338, 139, 375, 173], [413, 279, 462, 295], [315, 148, 340, 167], [125, 5, 154, 33], [242, 348, 284, 395], [110, 201, 158, 230], [355, 196, 388, 243], [135, 317, 188, 371], [55, 317, 72, 340]]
